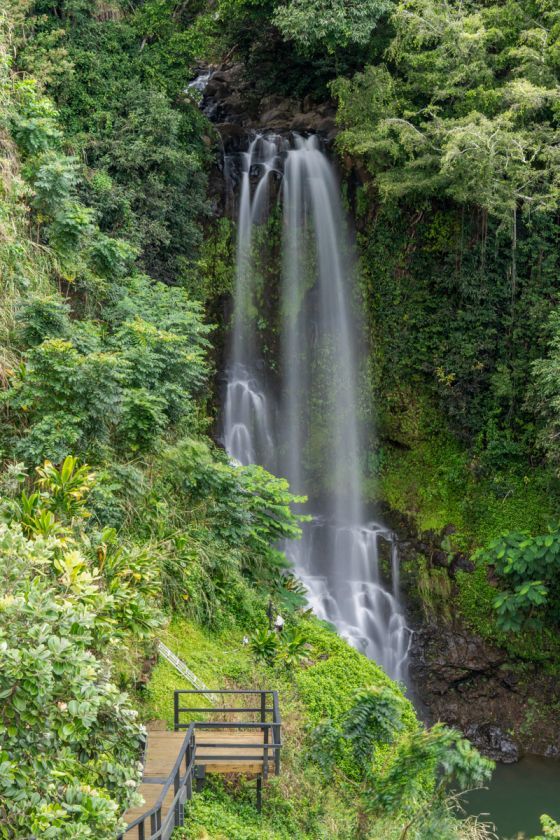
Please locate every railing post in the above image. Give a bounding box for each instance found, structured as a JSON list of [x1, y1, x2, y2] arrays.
[[186, 736, 193, 801], [139, 821, 145, 840], [174, 766, 180, 827], [174, 690, 179, 731], [273, 691, 281, 776], [261, 691, 269, 780]]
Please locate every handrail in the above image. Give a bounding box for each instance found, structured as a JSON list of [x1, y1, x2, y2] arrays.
[[174, 689, 282, 778], [118, 723, 196, 840], [120, 690, 282, 837], [157, 642, 219, 705]]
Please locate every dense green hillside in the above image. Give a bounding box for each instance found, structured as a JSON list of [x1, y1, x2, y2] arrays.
[[1, 1, 560, 839]]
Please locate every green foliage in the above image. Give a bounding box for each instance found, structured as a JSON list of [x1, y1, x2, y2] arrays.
[[334, 0, 560, 223], [0, 519, 143, 838], [6, 337, 123, 463], [532, 312, 560, 472], [16, 295, 71, 347], [250, 626, 279, 662], [249, 625, 309, 666], [177, 780, 310, 840], [312, 685, 493, 834], [9, 78, 62, 156], [533, 816, 560, 839], [369, 724, 493, 817], [137, 437, 306, 627], [478, 529, 560, 631], [312, 684, 408, 776], [0, 457, 163, 640], [278, 625, 308, 667], [294, 619, 416, 730], [5, 274, 212, 462], [273, 0, 393, 53], [15, 1, 211, 284]]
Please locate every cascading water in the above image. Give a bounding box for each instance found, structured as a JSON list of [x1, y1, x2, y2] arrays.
[[222, 133, 411, 683], [223, 136, 280, 473]]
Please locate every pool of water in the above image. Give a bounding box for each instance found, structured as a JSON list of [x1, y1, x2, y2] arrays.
[[463, 756, 560, 838]]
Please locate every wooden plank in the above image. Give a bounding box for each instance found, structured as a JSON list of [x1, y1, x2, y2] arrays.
[[195, 730, 264, 760], [195, 729, 266, 774], [199, 762, 263, 774], [143, 731, 185, 779], [123, 725, 272, 836]]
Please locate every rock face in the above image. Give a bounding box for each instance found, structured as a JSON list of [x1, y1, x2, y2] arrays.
[[376, 503, 560, 763], [192, 62, 338, 142], [407, 597, 560, 762]]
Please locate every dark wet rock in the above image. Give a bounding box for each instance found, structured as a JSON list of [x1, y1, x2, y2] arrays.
[[464, 724, 520, 763], [410, 622, 560, 762], [196, 61, 338, 145], [214, 123, 247, 147]]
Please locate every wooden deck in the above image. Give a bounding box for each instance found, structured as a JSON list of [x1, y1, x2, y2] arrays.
[[121, 689, 281, 838], [122, 727, 268, 837]]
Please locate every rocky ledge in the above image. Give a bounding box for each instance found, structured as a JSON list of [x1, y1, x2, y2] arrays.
[[377, 503, 560, 763], [191, 62, 337, 144]]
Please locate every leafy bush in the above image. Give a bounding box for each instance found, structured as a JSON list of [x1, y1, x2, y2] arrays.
[[312, 684, 493, 834], [0, 521, 143, 838], [6, 274, 212, 462], [478, 529, 560, 631], [250, 627, 279, 663], [278, 626, 309, 667]]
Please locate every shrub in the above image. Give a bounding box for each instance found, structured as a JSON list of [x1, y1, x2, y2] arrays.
[[0, 521, 143, 838]]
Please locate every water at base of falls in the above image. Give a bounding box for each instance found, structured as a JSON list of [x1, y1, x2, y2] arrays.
[[222, 133, 412, 685]]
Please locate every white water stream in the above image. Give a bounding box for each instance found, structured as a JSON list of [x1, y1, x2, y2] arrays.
[[222, 134, 411, 683]]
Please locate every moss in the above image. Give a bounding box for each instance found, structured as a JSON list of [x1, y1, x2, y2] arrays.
[[138, 618, 261, 725], [377, 400, 560, 662], [379, 432, 556, 552], [294, 619, 416, 730]]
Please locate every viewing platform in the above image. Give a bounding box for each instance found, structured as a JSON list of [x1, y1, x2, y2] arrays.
[[119, 689, 281, 840]]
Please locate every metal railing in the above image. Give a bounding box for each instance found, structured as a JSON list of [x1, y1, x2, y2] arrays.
[[157, 641, 219, 705], [119, 689, 282, 835], [118, 724, 196, 840], [174, 689, 282, 779]]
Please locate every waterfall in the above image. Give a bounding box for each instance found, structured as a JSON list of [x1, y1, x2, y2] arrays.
[[222, 133, 411, 683]]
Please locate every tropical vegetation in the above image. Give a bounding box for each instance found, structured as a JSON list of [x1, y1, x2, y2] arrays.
[[1, 0, 560, 838]]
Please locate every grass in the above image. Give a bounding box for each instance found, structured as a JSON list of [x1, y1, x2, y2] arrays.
[[136, 614, 420, 840], [138, 619, 261, 725]]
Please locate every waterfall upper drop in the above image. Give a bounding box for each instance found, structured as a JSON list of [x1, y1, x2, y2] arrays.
[[222, 133, 411, 683]]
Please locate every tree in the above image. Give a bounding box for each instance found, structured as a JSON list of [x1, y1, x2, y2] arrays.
[[273, 0, 393, 53], [333, 0, 560, 224]]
